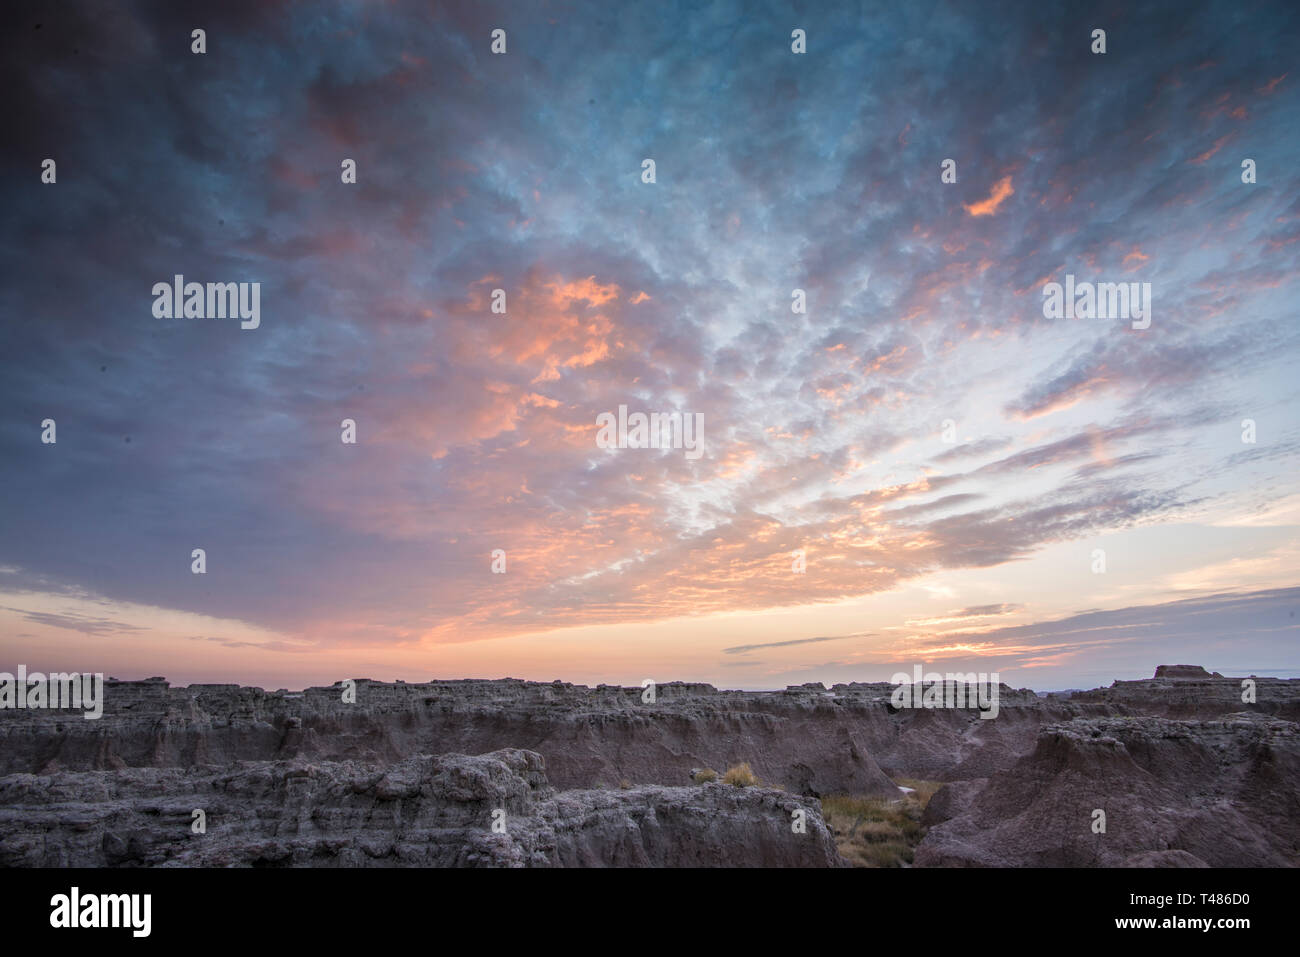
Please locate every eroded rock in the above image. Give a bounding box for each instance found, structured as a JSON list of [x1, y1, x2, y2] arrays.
[[0, 749, 842, 868]]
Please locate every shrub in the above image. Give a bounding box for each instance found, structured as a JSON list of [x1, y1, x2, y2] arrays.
[[722, 762, 758, 787]]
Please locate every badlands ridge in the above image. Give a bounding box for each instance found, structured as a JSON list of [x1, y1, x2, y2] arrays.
[[0, 665, 1295, 867]]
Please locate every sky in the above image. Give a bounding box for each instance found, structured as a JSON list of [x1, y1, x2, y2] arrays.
[[1, 0, 1298, 692]]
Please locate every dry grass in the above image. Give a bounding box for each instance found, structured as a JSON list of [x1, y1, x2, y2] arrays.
[[894, 777, 944, 805], [722, 762, 759, 787], [821, 778, 943, 868]]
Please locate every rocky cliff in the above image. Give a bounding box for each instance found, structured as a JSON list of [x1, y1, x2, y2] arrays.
[[915, 713, 1300, 867], [0, 749, 841, 868], [1, 666, 1296, 867]]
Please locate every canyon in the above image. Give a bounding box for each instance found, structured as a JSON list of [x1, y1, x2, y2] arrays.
[[0, 665, 1295, 867]]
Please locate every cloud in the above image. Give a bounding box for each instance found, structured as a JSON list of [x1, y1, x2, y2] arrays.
[[0, 606, 144, 637], [932, 437, 1013, 463], [722, 633, 868, 655], [0, 0, 1296, 680], [903, 603, 1024, 627], [964, 175, 1015, 217]]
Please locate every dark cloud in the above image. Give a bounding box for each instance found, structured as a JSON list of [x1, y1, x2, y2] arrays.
[[722, 633, 867, 655], [950, 604, 1023, 618], [0, 0, 1296, 654], [0, 606, 144, 636]]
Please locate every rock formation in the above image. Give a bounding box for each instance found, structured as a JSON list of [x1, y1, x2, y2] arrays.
[[0, 749, 841, 868], [1, 665, 1295, 867], [916, 714, 1300, 867]]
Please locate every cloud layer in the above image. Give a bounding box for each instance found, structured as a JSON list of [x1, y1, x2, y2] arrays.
[[1, 1, 1297, 685]]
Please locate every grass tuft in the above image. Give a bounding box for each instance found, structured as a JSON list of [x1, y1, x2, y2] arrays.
[[821, 778, 943, 868], [722, 762, 759, 787]]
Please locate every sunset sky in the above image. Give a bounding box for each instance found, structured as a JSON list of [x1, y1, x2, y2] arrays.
[[2, 0, 1298, 691]]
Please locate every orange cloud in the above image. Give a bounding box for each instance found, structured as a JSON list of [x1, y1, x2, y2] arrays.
[[1188, 134, 1231, 165], [964, 176, 1015, 217], [545, 275, 620, 306], [1259, 73, 1287, 95]]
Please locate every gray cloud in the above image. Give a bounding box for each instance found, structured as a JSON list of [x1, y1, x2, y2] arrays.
[[722, 633, 868, 655]]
